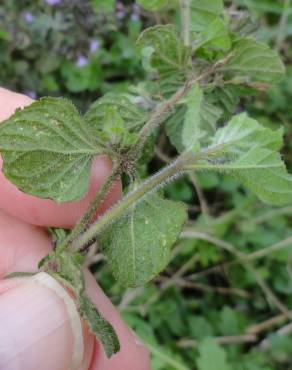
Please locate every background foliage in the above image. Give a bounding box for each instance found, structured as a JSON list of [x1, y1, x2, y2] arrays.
[[1, 0, 292, 369]]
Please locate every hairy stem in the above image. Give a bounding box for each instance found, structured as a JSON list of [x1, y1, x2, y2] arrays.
[[179, 0, 191, 46], [69, 154, 190, 253], [64, 57, 230, 253], [128, 64, 221, 163], [58, 163, 122, 251]]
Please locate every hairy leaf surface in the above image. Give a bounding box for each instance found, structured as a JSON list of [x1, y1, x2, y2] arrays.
[[193, 113, 292, 205], [0, 97, 101, 202], [190, 0, 224, 32], [182, 84, 221, 151], [137, 25, 190, 75], [85, 93, 146, 133], [222, 38, 285, 84], [99, 194, 187, 287], [79, 293, 120, 358], [167, 89, 221, 153]]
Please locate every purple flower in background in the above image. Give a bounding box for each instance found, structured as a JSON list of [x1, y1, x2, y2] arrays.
[[131, 13, 140, 22], [76, 55, 88, 68], [23, 11, 34, 23], [131, 3, 140, 21], [24, 90, 37, 99], [132, 4, 140, 13], [89, 39, 100, 53], [117, 10, 126, 19], [45, 0, 62, 5], [116, 1, 124, 10]]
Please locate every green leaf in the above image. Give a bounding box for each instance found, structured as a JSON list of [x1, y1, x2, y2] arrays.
[[196, 339, 232, 370], [42, 251, 119, 358], [84, 93, 146, 150], [199, 18, 231, 51], [136, 25, 190, 75], [222, 38, 285, 84], [103, 107, 138, 148], [166, 91, 222, 153], [79, 293, 120, 358], [85, 93, 146, 132], [137, 0, 168, 12], [0, 97, 101, 202], [190, 0, 224, 32], [182, 84, 204, 151], [193, 113, 292, 205], [99, 193, 187, 287]]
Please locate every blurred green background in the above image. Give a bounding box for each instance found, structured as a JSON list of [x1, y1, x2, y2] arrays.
[[1, 1, 292, 369]]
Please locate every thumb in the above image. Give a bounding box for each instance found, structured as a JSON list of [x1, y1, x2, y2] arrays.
[[0, 273, 94, 370]]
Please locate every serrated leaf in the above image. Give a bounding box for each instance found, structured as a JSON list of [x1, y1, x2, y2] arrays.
[[84, 93, 146, 151], [197, 339, 232, 370], [0, 97, 101, 202], [79, 293, 120, 358], [137, 24, 190, 75], [99, 193, 187, 287], [137, 0, 168, 12], [85, 93, 146, 132], [193, 113, 292, 205], [222, 38, 285, 84], [190, 0, 224, 32]]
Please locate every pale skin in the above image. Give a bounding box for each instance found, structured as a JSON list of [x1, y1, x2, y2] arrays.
[[0, 88, 150, 370]]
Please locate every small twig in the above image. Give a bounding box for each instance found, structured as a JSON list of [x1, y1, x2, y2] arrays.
[[85, 253, 105, 268], [275, 0, 291, 52], [118, 287, 145, 310], [174, 279, 251, 299], [179, 0, 191, 46], [253, 206, 292, 224], [188, 172, 210, 217], [154, 146, 172, 163], [177, 334, 257, 348], [180, 230, 292, 320], [247, 313, 291, 335], [259, 321, 292, 350]]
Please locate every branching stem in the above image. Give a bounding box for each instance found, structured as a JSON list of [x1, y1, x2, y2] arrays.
[[127, 61, 224, 163], [64, 56, 231, 253], [69, 153, 190, 252], [57, 163, 122, 251]]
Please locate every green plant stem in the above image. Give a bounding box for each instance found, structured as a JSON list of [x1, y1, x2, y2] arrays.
[[275, 0, 291, 52], [145, 341, 190, 370], [57, 163, 122, 251], [65, 57, 230, 253], [179, 0, 191, 46], [69, 154, 190, 253], [127, 63, 223, 164]]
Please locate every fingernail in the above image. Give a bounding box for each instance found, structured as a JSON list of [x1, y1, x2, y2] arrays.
[[0, 273, 93, 370]]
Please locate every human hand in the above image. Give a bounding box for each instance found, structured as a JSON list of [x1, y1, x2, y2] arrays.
[[0, 88, 150, 370]]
